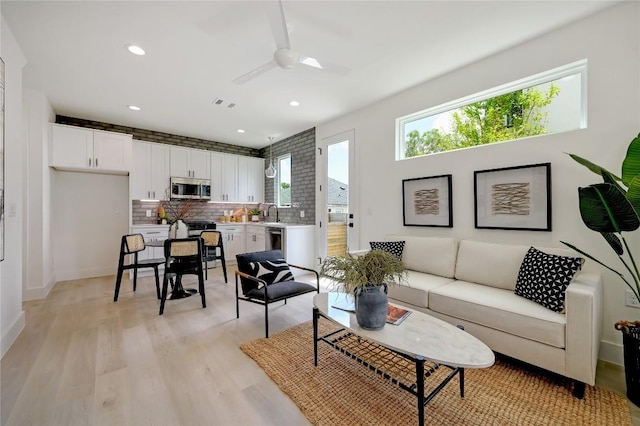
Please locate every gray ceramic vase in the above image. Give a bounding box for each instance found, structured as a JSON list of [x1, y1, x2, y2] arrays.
[[354, 283, 388, 330]]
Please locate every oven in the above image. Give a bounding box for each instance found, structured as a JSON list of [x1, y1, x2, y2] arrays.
[[185, 220, 217, 237]]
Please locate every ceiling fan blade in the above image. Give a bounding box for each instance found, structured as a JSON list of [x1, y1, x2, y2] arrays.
[[264, 0, 290, 50], [299, 55, 350, 76], [233, 61, 278, 85]]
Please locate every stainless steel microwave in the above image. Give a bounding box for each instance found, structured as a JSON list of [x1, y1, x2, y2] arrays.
[[170, 177, 211, 200]]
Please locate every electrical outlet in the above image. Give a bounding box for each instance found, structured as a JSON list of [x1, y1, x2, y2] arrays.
[[146, 209, 152, 217], [625, 289, 640, 308], [300, 210, 305, 218]]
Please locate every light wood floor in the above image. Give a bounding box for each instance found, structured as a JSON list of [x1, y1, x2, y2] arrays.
[[2, 266, 639, 425]]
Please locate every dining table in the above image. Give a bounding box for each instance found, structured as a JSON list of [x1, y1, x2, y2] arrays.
[[146, 239, 198, 299]]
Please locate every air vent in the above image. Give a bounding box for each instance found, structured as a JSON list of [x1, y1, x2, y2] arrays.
[[213, 98, 224, 105], [227, 103, 236, 109]]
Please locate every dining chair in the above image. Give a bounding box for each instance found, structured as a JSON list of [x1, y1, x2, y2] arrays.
[[235, 250, 320, 337], [159, 237, 206, 315], [200, 230, 227, 283], [114, 233, 164, 302]]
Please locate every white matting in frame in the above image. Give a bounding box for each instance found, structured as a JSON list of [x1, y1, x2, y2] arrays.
[[474, 163, 551, 231], [402, 174, 452, 227]]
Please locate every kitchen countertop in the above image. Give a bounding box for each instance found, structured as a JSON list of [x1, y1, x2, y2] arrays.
[[215, 222, 314, 229]]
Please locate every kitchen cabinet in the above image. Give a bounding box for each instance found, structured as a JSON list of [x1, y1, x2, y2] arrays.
[[50, 123, 132, 173], [238, 156, 265, 203], [130, 225, 169, 277], [170, 146, 211, 179], [131, 141, 170, 200], [245, 225, 266, 253], [211, 152, 238, 201], [217, 224, 245, 263]]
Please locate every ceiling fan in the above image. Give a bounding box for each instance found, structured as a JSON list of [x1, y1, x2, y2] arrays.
[[233, 0, 350, 84]]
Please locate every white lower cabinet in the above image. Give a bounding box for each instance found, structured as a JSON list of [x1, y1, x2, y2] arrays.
[[129, 225, 169, 278], [217, 225, 245, 263], [245, 225, 266, 253]]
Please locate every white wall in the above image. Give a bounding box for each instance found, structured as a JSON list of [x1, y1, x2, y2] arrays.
[[23, 89, 54, 300], [1, 16, 27, 358], [52, 171, 128, 281], [316, 2, 640, 365]]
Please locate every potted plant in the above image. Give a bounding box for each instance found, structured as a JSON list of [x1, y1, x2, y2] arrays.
[[561, 132, 639, 405], [320, 250, 407, 330], [249, 208, 261, 222]]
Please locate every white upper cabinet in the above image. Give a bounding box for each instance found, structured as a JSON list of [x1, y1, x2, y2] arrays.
[[131, 141, 170, 200], [50, 124, 132, 173], [211, 152, 238, 202], [170, 146, 211, 179], [238, 156, 265, 203]]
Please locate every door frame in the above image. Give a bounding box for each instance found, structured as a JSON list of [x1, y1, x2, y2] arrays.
[[316, 129, 358, 264]]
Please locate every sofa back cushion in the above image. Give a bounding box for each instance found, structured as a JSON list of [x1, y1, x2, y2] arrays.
[[455, 240, 530, 290], [386, 235, 457, 278]]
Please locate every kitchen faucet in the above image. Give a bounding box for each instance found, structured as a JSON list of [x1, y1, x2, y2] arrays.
[[267, 204, 279, 222]]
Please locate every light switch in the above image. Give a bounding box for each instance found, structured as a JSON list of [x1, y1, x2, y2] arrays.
[[300, 210, 305, 218], [146, 210, 152, 217]]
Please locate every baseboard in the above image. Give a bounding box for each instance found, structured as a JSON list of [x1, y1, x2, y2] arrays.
[[1, 311, 25, 359], [23, 278, 56, 301], [599, 340, 624, 366], [55, 266, 115, 282]]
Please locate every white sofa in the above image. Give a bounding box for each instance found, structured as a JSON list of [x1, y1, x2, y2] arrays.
[[379, 235, 603, 397]]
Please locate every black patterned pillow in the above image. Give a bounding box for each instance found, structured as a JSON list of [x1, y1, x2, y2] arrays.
[[248, 258, 294, 289], [370, 241, 405, 260], [515, 247, 584, 312]]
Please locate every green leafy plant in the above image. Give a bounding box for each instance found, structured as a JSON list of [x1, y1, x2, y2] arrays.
[[248, 208, 261, 216], [561, 133, 640, 303], [320, 250, 407, 295]]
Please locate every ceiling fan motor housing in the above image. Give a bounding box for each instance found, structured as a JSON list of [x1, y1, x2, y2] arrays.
[[274, 48, 299, 69]]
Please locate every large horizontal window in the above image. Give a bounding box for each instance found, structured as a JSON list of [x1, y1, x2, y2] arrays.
[[396, 60, 587, 160]]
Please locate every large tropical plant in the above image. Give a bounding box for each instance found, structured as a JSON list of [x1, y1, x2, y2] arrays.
[[561, 133, 640, 304]]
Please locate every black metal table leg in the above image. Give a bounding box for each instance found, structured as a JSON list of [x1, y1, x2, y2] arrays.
[[460, 368, 465, 397], [416, 356, 425, 425], [313, 307, 319, 366]]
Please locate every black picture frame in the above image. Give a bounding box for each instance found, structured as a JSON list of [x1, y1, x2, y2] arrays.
[[474, 163, 551, 231], [402, 174, 453, 227]]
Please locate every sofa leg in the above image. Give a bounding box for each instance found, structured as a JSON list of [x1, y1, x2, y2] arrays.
[[572, 381, 585, 399]]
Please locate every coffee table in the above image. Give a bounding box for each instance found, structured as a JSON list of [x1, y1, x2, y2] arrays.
[[313, 292, 495, 424]]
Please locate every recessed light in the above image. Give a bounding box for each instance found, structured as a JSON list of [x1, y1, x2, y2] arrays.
[[237, 129, 246, 133], [289, 100, 300, 107], [128, 105, 141, 111], [126, 44, 146, 56]]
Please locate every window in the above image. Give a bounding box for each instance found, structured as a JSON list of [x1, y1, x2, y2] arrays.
[[276, 154, 291, 207], [396, 60, 587, 160]]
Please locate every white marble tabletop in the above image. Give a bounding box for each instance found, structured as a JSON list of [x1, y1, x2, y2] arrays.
[[314, 292, 495, 369]]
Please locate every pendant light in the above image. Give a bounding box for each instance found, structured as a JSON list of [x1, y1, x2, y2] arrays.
[[265, 136, 277, 178]]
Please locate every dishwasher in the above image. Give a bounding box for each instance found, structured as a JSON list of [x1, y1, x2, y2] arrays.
[[266, 227, 284, 255]]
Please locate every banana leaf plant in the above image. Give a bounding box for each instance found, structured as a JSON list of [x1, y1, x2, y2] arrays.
[[561, 133, 640, 304]]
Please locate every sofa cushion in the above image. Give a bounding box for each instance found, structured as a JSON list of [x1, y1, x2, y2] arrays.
[[455, 240, 530, 290], [515, 247, 584, 312], [429, 280, 566, 348], [386, 235, 457, 278], [370, 241, 405, 260], [387, 270, 455, 309]]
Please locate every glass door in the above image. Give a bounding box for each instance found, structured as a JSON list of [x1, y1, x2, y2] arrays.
[[318, 130, 356, 261]]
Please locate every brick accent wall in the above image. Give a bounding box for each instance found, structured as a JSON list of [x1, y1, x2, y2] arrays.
[[259, 128, 315, 225], [56, 115, 260, 157]]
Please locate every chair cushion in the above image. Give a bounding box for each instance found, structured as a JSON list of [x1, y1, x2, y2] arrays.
[[236, 250, 289, 294], [370, 241, 405, 260], [244, 280, 317, 301], [515, 247, 584, 312], [248, 258, 294, 288]]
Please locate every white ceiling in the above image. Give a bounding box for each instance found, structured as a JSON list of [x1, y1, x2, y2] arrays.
[[2, 1, 617, 149]]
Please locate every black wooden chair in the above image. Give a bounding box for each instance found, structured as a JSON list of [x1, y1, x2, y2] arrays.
[[201, 230, 227, 283], [114, 233, 164, 302], [159, 238, 206, 315], [235, 250, 320, 337]]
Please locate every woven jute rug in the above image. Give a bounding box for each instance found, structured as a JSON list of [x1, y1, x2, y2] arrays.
[[240, 320, 631, 426]]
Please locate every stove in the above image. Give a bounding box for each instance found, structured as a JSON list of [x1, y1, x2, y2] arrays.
[[184, 220, 216, 236]]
